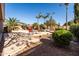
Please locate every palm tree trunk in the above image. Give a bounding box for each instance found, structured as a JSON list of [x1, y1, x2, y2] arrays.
[[74, 3, 76, 23], [44, 19, 46, 29], [66, 5, 68, 30], [37, 19, 40, 31]]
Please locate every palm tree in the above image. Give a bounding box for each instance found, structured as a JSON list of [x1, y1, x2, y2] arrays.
[[50, 16, 56, 30], [64, 3, 69, 30], [45, 16, 56, 31], [41, 13, 50, 29], [36, 12, 42, 31], [42, 13, 50, 23], [52, 12, 55, 17], [59, 3, 69, 30], [5, 17, 19, 32]]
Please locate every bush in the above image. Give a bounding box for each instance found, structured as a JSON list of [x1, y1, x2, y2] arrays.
[[56, 28, 65, 30], [52, 30, 73, 47], [70, 24, 79, 41]]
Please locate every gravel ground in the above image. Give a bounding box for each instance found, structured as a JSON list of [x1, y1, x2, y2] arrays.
[[2, 32, 79, 56], [4, 33, 29, 47], [20, 38, 79, 56]]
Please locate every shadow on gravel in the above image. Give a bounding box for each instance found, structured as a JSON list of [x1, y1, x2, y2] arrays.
[[18, 38, 79, 56], [0, 33, 5, 56]]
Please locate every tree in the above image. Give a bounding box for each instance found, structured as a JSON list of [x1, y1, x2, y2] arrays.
[[63, 20, 75, 26], [59, 3, 69, 30], [40, 24, 46, 31], [45, 16, 56, 30], [64, 3, 69, 30], [5, 17, 19, 32], [41, 13, 50, 29], [32, 23, 39, 30], [41, 13, 50, 23], [36, 12, 42, 31]]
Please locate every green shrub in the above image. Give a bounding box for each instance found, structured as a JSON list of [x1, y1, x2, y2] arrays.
[[70, 24, 79, 41], [52, 30, 73, 47], [56, 28, 65, 30]]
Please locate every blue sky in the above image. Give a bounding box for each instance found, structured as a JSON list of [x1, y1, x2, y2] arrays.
[[5, 3, 74, 25]]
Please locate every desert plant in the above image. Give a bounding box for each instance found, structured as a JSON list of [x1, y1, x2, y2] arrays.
[[52, 30, 73, 47], [70, 24, 79, 41]]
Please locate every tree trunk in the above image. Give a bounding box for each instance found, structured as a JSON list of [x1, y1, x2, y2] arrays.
[[66, 5, 68, 30]]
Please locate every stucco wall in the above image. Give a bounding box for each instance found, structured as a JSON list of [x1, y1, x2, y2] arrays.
[[0, 3, 4, 32]]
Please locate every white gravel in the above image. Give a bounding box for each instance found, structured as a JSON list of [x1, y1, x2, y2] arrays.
[[2, 32, 51, 56]]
